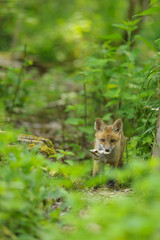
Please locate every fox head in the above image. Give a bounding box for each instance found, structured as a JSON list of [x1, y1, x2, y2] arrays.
[[94, 118, 123, 153]]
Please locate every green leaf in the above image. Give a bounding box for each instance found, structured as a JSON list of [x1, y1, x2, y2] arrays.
[[135, 7, 160, 16], [135, 35, 156, 51], [79, 126, 93, 135], [150, 0, 158, 6], [141, 126, 155, 136], [102, 113, 113, 121], [113, 19, 139, 32], [65, 118, 84, 126], [64, 160, 75, 166], [105, 100, 118, 107], [57, 149, 75, 156], [99, 33, 122, 41], [155, 38, 160, 49], [86, 57, 107, 67]]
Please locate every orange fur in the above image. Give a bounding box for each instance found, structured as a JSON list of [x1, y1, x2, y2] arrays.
[[92, 118, 125, 176]]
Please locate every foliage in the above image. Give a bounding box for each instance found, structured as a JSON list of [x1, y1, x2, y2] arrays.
[[0, 131, 67, 239], [0, 0, 160, 239], [0, 56, 34, 115], [0, 0, 160, 159], [0, 130, 160, 240]]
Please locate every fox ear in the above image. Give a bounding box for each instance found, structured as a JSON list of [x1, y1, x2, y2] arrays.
[[112, 119, 123, 133], [94, 118, 104, 131]]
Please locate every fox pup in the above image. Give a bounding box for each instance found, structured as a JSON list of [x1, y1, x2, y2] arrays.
[[91, 118, 125, 176]]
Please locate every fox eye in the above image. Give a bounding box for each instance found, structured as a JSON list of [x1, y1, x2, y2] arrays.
[[111, 139, 115, 143], [101, 139, 105, 142]]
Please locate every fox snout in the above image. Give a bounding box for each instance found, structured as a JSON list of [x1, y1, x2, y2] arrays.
[[105, 148, 111, 153], [102, 145, 114, 153]]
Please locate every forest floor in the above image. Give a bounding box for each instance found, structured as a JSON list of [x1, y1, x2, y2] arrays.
[[82, 187, 132, 201], [53, 187, 132, 215]]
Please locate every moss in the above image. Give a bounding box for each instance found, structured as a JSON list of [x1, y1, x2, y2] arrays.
[[18, 134, 56, 158], [28, 142, 56, 157]]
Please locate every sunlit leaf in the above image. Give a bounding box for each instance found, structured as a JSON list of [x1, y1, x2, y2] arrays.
[[135, 7, 160, 16], [150, 0, 158, 6]]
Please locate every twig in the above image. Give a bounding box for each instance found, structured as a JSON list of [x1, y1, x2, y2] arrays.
[[12, 44, 27, 111], [83, 83, 87, 127]]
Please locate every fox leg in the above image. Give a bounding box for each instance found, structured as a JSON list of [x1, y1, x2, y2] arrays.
[[92, 159, 104, 176], [114, 159, 120, 168], [113, 153, 123, 168], [118, 157, 123, 167], [115, 155, 123, 168]]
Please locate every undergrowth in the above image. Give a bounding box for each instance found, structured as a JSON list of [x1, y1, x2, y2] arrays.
[[0, 2, 160, 240], [0, 130, 160, 240]]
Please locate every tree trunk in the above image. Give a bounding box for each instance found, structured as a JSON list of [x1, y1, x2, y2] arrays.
[[123, 0, 149, 43], [152, 110, 160, 158]]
